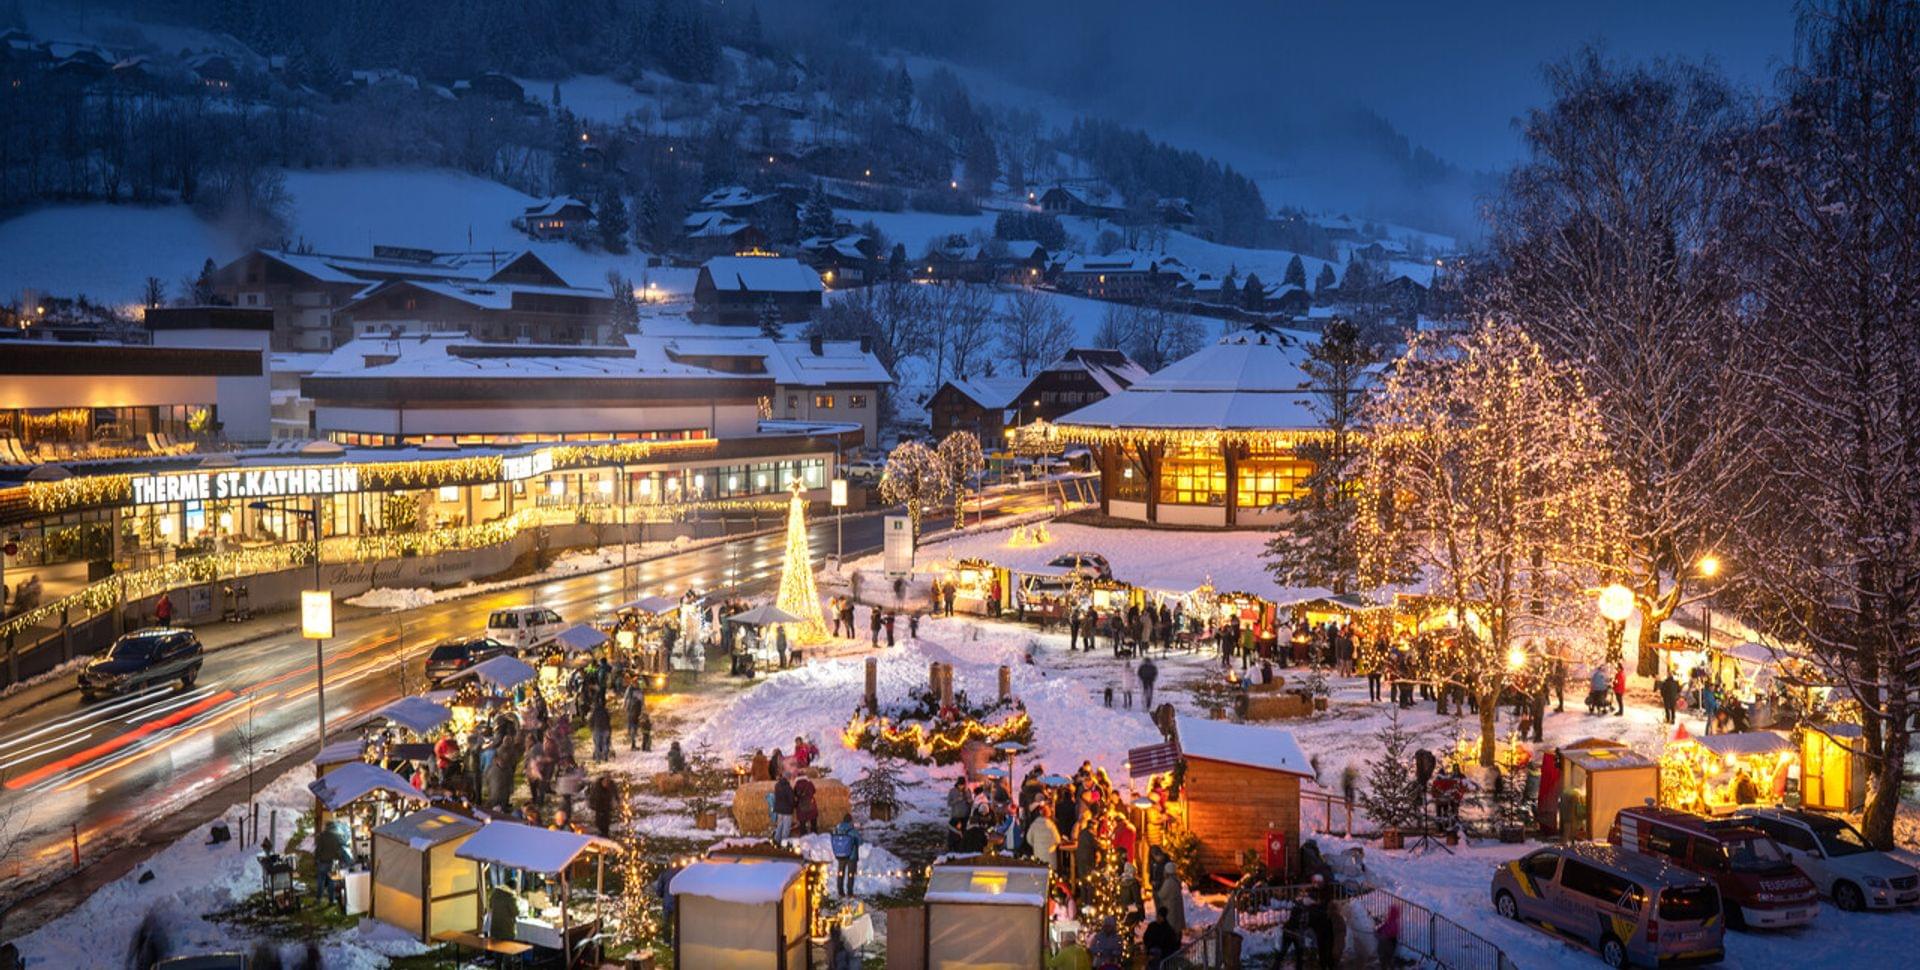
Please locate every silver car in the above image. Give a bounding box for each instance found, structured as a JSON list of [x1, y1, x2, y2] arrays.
[[1736, 807, 1920, 911]]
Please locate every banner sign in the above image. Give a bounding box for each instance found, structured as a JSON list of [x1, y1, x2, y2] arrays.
[[883, 514, 914, 578], [130, 467, 361, 506], [502, 450, 555, 482]]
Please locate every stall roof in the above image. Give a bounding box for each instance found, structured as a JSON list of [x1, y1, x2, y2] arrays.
[[1561, 746, 1656, 771], [1689, 731, 1793, 757], [308, 762, 428, 810], [311, 737, 367, 767], [616, 595, 680, 615], [925, 864, 1050, 907], [551, 624, 609, 653], [372, 808, 482, 851], [726, 603, 801, 626], [670, 858, 803, 904], [444, 654, 538, 689], [374, 695, 453, 735], [1174, 716, 1313, 777], [454, 820, 618, 873]]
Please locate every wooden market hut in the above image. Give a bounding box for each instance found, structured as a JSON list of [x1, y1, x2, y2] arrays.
[[1800, 723, 1867, 812], [669, 853, 812, 969], [453, 820, 622, 961], [368, 808, 483, 943], [308, 761, 429, 833], [1170, 716, 1312, 876], [1557, 739, 1660, 840], [1662, 729, 1795, 815], [372, 695, 453, 737], [918, 857, 1051, 970]]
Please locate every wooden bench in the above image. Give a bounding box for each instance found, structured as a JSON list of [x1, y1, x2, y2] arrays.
[[433, 929, 533, 967]]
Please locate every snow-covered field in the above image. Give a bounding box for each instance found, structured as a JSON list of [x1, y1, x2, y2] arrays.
[[0, 203, 244, 305]]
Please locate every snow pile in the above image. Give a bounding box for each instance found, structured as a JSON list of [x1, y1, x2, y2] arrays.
[[344, 587, 437, 611]]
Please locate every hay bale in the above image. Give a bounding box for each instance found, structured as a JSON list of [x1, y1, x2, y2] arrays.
[[651, 771, 687, 795], [1245, 692, 1314, 721], [731, 779, 852, 835]]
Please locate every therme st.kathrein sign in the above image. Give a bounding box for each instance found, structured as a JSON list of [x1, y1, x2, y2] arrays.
[[129, 467, 364, 505]]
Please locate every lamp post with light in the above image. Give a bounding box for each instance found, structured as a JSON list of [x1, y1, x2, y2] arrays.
[[830, 477, 848, 566], [1697, 555, 1722, 679], [253, 499, 329, 744], [1597, 583, 1635, 668]]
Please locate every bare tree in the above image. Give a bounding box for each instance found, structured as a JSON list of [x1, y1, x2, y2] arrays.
[[926, 283, 997, 383], [1486, 49, 1760, 674], [1728, 0, 1920, 848], [998, 287, 1076, 377]]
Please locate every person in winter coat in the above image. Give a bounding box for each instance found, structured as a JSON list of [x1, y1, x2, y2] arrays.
[[624, 690, 644, 750], [589, 701, 613, 762], [794, 774, 819, 834], [1376, 902, 1403, 966], [1702, 681, 1721, 735], [884, 612, 897, 647], [1658, 672, 1682, 724], [487, 884, 519, 942], [946, 778, 972, 851], [154, 591, 173, 627], [588, 774, 616, 837], [665, 740, 687, 774], [830, 817, 863, 895], [314, 819, 353, 907], [553, 761, 586, 817], [870, 607, 883, 646], [1588, 666, 1610, 713], [1049, 936, 1093, 970], [772, 773, 796, 845], [527, 752, 552, 809], [1028, 804, 1063, 871], [1138, 657, 1159, 710], [776, 623, 789, 668], [1142, 909, 1180, 968], [1154, 870, 1185, 937], [1087, 916, 1124, 969], [1613, 663, 1628, 716]]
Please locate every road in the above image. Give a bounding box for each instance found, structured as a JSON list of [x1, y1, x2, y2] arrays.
[[0, 481, 1069, 924]]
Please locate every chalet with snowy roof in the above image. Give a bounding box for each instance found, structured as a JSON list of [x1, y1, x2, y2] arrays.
[[1054, 251, 1185, 301], [185, 52, 237, 89], [681, 210, 769, 261], [336, 276, 614, 346], [631, 333, 893, 447], [1008, 348, 1150, 427], [1055, 323, 1323, 528], [799, 234, 879, 288], [214, 248, 601, 351], [996, 240, 1052, 284], [918, 235, 992, 284], [691, 256, 825, 326], [1155, 196, 1196, 225], [930, 374, 1031, 444], [1037, 182, 1125, 219], [513, 196, 595, 241]]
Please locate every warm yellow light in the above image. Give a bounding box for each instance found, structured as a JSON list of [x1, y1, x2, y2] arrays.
[[1598, 583, 1635, 623], [1698, 555, 1721, 578], [1506, 646, 1527, 671]]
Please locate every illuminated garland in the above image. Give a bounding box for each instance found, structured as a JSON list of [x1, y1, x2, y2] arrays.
[[1049, 424, 1329, 451], [24, 474, 132, 512], [549, 438, 716, 469], [358, 455, 503, 491], [841, 710, 1034, 766]]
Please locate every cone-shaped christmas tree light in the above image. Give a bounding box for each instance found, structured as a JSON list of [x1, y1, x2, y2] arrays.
[[776, 479, 830, 642]]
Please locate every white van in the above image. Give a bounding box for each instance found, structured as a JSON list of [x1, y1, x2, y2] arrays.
[[484, 606, 566, 650]]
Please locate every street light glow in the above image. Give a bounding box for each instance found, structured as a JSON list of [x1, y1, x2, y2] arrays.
[[1597, 583, 1635, 623], [1698, 554, 1721, 578]]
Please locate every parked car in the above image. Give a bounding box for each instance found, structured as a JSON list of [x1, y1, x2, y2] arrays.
[[424, 637, 513, 685], [483, 606, 566, 651], [844, 458, 886, 482], [1611, 804, 1819, 929], [1047, 551, 1112, 580], [1491, 842, 1725, 968], [78, 628, 204, 700], [1735, 807, 1920, 910]]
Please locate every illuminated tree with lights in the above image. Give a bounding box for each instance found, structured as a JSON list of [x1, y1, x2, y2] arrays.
[[936, 431, 986, 529], [775, 480, 830, 642], [616, 781, 662, 953], [878, 440, 949, 536], [1353, 321, 1624, 765]]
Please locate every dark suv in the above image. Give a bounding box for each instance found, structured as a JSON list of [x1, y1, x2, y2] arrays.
[[424, 637, 512, 685], [79, 628, 204, 700]]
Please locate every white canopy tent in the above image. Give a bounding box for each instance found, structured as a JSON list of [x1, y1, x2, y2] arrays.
[[309, 762, 429, 812], [615, 594, 680, 615], [669, 856, 809, 969], [374, 696, 453, 736], [443, 654, 538, 691], [550, 623, 610, 653], [726, 603, 802, 626]]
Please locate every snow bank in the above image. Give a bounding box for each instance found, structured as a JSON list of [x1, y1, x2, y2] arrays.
[[0, 203, 242, 303]]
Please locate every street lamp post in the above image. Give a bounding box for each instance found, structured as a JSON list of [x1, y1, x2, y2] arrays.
[[830, 478, 848, 566], [1698, 555, 1721, 681], [1597, 583, 1635, 668], [253, 499, 328, 743]]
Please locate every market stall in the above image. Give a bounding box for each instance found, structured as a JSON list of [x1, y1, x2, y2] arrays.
[[916, 858, 1052, 970], [308, 761, 431, 909], [607, 594, 681, 675], [453, 820, 621, 965], [372, 696, 453, 738], [1800, 723, 1867, 812], [669, 853, 812, 969], [443, 654, 539, 730], [368, 808, 483, 943], [1660, 729, 1794, 816], [1557, 740, 1659, 840]]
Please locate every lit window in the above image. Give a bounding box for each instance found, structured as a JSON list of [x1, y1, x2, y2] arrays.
[[1236, 450, 1315, 508], [849, 394, 868, 409], [814, 394, 835, 409], [1158, 443, 1227, 506]]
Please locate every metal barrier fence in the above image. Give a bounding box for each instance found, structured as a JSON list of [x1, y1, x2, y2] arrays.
[[1171, 880, 1519, 970]]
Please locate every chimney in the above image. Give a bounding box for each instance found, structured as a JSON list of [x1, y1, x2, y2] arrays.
[[858, 336, 872, 354], [809, 333, 823, 356]]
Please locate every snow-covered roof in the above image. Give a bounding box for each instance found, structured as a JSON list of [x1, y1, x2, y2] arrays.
[[924, 863, 1050, 908], [455, 820, 619, 873], [699, 185, 777, 209], [1561, 745, 1657, 772], [684, 210, 756, 238], [942, 374, 1030, 410], [1059, 250, 1166, 275], [308, 762, 428, 810], [521, 196, 589, 218], [444, 654, 538, 690], [1038, 349, 1149, 397], [670, 858, 804, 904], [700, 256, 824, 295], [551, 623, 609, 653], [625, 334, 891, 387], [1056, 326, 1323, 432], [1174, 716, 1314, 777], [1001, 240, 1047, 260], [311, 737, 367, 767], [1687, 731, 1793, 758], [374, 695, 452, 735], [372, 808, 482, 852]]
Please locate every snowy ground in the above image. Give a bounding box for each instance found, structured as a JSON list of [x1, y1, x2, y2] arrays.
[[0, 203, 244, 306]]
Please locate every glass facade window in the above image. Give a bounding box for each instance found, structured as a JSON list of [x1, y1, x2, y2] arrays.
[[1236, 451, 1315, 508], [813, 394, 835, 409], [1109, 455, 1148, 501], [1158, 443, 1227, 506], [849, 394, 869, 409]]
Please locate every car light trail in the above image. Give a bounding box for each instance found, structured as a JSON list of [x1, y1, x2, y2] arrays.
[[5, 690, 236, 790]]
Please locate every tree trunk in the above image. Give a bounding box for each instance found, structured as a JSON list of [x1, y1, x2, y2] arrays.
[[1862, 696, 1910, 849], [1635, 618, 1662, 678], [1479, 700, 1497, 766]]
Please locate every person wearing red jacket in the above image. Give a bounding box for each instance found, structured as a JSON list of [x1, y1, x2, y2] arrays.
[[1612, 664, 1628, 716]]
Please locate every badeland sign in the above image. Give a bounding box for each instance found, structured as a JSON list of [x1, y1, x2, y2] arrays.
[[129, 467, 363, 505]]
